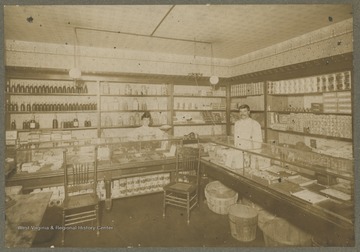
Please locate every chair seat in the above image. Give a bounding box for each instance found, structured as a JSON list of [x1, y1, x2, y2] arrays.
[[63, 193, 99, 210], [164, 182, 197, 193]]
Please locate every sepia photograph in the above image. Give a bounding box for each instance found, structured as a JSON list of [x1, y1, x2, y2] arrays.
[[1, 1, 359, 250]]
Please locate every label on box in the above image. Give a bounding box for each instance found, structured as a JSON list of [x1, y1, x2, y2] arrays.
[[336, 91, 351, 97], [6, 131, 17, 145], [323, 93, 337, 98]]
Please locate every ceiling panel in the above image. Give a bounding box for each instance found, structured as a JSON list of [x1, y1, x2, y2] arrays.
[[3, 4, 353, 59]]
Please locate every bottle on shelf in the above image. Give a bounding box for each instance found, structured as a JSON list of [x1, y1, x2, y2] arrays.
[[35, 116, 40, 129], [141, 101, 147, 110], [11, 120, 16, 130], [85, 117, 92, 127], [29, 116, 36, 129], [11, 83, 16, 93], [160, 112, 167, 125], [122, 100, 128, 110], [135, 113, 140, 125], [73, 117, 79, 128], [154, 98, 159, 110], [141, 85, 147, 95], [125, 84, 131, 95], [26, 103, 31, 112], [103, 82, 109, 95], [39, 85, 44, 93], [161, 85, 168, 95], [6, 100, 11, 111], [115, 99, 120, 111], [6, 81, 10, 93], [133, 99, 139, 111], [13, 102, 18, 112], [117, 115, 123, 126], [53, 115, 59, 129], [23, 120, 27, 129], [20, 103, 26, 112], [211, 125, 215, 136], [129, 115, 135, 126]]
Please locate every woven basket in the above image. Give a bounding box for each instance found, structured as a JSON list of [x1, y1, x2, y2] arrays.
[[262, 217, 313, 247], [228, 204, 258, 242], [205, 181, 238, 215]]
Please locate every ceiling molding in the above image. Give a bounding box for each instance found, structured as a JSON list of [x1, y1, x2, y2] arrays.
[[6, 52, 352, 85], [227, 52, 353, 84]]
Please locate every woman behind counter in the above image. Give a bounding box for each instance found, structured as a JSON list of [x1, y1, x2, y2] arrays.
[[128, 111, 166, 141]]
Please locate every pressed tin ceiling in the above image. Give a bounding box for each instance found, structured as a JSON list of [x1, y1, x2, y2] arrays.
[[4, 4, 353, 59]]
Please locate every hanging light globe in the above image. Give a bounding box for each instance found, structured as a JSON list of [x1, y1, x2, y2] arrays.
[[210, 75, 219, 85]]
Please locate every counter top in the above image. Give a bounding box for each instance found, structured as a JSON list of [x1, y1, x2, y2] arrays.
[[5, 192, 52, 248]]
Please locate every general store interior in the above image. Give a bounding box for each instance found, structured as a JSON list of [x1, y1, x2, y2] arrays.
[[3, 4, 357, 248]]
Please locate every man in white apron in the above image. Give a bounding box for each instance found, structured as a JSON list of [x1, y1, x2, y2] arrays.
[[234, 104, 263, 150]]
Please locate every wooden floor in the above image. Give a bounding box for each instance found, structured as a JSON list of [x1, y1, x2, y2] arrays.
[[32, 192, 267, 248]]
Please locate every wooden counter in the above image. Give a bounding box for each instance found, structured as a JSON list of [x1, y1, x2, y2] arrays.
[[201, 157, 354, 246], [5, 192, 52, 248], [6, 158, 176, 190]]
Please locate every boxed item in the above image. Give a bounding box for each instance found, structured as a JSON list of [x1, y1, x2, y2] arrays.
[[311, 103, 323, 113]]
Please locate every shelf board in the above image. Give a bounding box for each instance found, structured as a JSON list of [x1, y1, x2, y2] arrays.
[[173, 95, 226, 98], [6, 92, 97, 96], [230, 109, 264, 113], [267, 89, 351, 96], [268, 128, 352, 142], [268, 110, 351, 116], [230, 94, 264, 98], [173, 123, 226, 126], [101, 94, 168, 97], [100, 109, 167, 113], [229, 123, 265, 129], [174, 109, 225, 112], [8, 110, 97, 114], [16, 127, 98, 132], [101, 125, 163, 129]]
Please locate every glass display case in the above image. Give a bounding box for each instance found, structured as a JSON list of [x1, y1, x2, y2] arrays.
[[8, 137, 183, 195], [202, 136, 353, 182], [200, 135, 354, 245]]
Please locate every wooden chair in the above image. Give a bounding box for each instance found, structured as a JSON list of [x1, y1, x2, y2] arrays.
[[163, 139, 200, 224], [62, 146, 100, 245]]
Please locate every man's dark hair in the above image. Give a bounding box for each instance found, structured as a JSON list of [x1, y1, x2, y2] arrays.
[[238, 104, 250, 111]]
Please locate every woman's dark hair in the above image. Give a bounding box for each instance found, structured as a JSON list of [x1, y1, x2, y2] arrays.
[[141, 111, 152, 120], [141, 111, 151, 120]]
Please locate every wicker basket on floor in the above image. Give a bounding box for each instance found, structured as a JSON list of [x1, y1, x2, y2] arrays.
[[205, 181, 238, 215]]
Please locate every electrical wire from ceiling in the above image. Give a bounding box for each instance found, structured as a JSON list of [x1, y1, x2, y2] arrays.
[[150, 5, 176, 37], [72, 26, 211, 46]]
